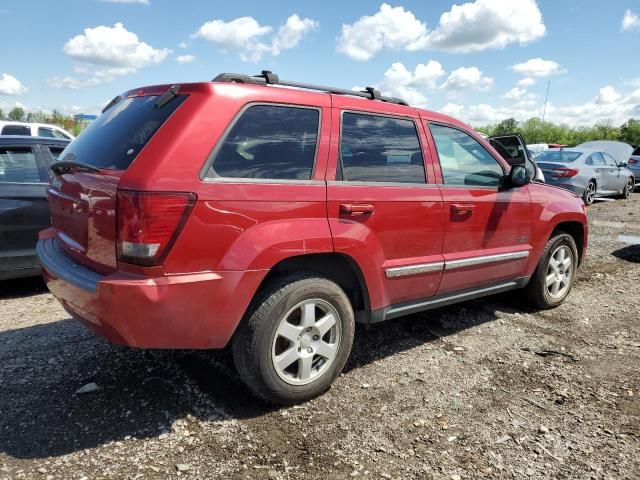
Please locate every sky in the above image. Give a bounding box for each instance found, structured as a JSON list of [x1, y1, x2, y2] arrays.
[[0, 0, 639, 127]]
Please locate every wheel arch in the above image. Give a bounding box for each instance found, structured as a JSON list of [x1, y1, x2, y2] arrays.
[[550, 221, 585, 265], [253, 253, 371, 323]]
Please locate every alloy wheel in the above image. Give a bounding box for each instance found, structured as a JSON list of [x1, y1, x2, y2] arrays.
[[546, 245, 573, 299], [585, 182, 596, 204], [271, 299, 341, 386]]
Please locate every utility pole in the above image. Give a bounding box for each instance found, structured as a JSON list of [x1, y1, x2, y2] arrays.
[[542, 80, 551, 124], [537, 80, 551, 144]]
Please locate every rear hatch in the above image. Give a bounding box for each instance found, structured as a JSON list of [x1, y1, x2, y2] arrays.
[[48, 91, 187, 273]]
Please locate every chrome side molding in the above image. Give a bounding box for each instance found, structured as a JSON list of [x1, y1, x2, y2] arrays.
[[445, 250, 530, 270], [385, 261, 444, 278], [385, 250, 529, 278]]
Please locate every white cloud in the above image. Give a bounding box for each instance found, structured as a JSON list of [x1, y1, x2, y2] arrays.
[[424, 0, 546, 53], [194, 14, 317, 62], [377, 61, 445, 107], [178, 41, 189, 49], [595, 86, 622, 104], [0, 73, 27, 95], [446, 85, 640, 127], [63, 23, 170, 68], [441, 66, 493, 91], [49, 23, 171, 88], [502, 87, 527, 101], [102, 0, 149, 4], [622, 9, 640, 31], [337, 0, 546, 60], [176, 54, 195, 64], [512, 58, 565, 78], [440, 102, 465, 118], [337, 4, 429, 61], [517, 77, 536, 88]]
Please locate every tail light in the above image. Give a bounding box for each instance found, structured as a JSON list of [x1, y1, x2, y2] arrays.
[[629, 158, 638, 164], [552, 168, 579, 178], [116, 190, 196, 266]]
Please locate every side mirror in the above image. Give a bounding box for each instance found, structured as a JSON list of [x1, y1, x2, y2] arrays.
[[618, 162, 628, 168], [508, 164, 531, 187]]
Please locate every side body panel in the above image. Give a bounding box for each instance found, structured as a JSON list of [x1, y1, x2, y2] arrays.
[[422, 118, 533, 294], [326, 97, 444, 310], [0, 143, 51, 278]]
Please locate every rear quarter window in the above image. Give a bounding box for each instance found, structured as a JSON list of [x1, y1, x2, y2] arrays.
[[0, 147, 42, 183], [206, 104, 320, 180], [62, 94, 186, 170]]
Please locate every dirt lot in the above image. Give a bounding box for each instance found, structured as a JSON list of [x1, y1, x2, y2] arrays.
[[1, 196, 639, 480]]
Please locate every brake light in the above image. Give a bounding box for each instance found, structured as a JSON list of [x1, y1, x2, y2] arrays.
[[553, 168, 579, 178], [629, 158, 638, 164], [116, 190, 196, 266]]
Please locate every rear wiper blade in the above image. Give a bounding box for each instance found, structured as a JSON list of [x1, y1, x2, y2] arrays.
[[155, 84, 180, 109], [51, 160, 101, 175]]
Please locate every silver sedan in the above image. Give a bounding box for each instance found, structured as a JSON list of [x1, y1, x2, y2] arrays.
[[535, 148, 635, 205]]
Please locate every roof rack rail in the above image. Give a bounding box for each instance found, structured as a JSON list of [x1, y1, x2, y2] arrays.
[[212, 71, 409, 106]]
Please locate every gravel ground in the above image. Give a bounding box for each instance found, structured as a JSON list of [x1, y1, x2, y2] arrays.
[[1, 195, 639, 480]]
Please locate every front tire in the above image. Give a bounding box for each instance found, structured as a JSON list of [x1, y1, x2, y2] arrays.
[[582, 180, 596, 205], [524, 233, 578, 309], [232, 273, 355, 405]]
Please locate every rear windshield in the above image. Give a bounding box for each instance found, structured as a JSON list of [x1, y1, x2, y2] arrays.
[[60, 94, 186, 170], [535, 150, 582, 163], [633, 146, 640, 156], [1, 125, 31, 136]]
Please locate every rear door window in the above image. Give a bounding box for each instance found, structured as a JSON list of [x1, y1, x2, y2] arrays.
[[62, 94, 187, 170], [1, 125, 31, 136], [47, 146, 65, 160], [207, 104, 320, 180], [0, 147, 42, 183], [339, 112, 425, 183]]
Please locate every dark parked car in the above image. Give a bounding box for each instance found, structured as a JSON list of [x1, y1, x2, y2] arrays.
[[0, 136, 68, 279], [38, 72, 587, 404]]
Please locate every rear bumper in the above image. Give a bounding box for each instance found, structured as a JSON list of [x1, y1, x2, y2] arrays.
[[37, 237, 267, 349]]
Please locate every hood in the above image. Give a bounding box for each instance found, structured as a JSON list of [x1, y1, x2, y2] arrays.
[[576, 141, 633, 164]]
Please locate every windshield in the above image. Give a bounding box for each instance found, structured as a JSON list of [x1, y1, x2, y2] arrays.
[[59, 94, 186, 170], [535, 150, 582, 163]]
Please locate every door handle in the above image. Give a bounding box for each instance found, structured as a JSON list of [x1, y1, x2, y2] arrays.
[[451, 203, 475, 215], [339, 203, 374, 215]]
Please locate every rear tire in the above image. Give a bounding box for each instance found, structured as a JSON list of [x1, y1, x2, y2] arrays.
[[582, 180, 596, 205], [618, 177, 634, 199], [524, 233, 578, 309], [232, 273, 355, 405]]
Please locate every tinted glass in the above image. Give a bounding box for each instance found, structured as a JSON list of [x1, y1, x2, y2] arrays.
[[210, 105, 319, 180], [0, 147, 41, 183], [48, 146, 65, 160], [489, 136, 525, 165], [38, 127, 70, 140], [340, 113, 425, 183], [586, 152, 605, 166], [602, 152, 617, 166], [430, 124, 503, 187], [38, 127, 56, 138], [62, 95, 186, 170], [1, 125, 31, 136], [536, 150, 582, 163], [633, 146, 640, 156]]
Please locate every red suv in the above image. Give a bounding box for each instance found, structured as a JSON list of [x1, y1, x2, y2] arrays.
[[38, 71, 588, 404]]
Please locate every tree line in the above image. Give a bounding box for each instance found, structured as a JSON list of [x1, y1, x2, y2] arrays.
[[476, 117, 640, 146], [0, 106, 89, 137]]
